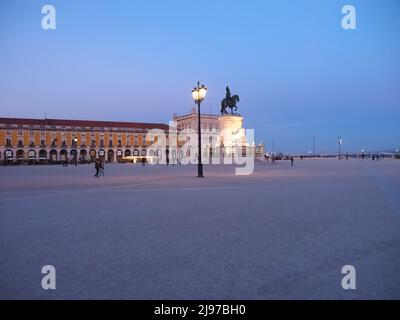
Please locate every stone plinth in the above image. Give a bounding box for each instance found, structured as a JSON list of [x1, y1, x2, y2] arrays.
[[218, 115, 247, 147]]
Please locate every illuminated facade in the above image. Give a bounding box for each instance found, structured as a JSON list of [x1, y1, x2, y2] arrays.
[[173, 108, 265, 158], [0, 113, 265, 165], [0, 117, 169, 164]]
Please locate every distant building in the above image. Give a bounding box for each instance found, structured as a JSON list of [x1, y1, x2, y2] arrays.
[[1, 112, 265, 165], [0, 117, 168, 164], [173, 108, 265, 158], [173, 107, 220, 133]]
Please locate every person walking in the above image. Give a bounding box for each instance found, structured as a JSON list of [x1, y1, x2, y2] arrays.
[[290, 156, 294, 167], [99, 159, 105, 176], [94, 159, 100, 177]]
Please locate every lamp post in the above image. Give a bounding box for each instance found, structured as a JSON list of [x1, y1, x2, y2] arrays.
[[73, 138, 78, 166], [338, 136, 342, 159], [192, 81, 207, 178]]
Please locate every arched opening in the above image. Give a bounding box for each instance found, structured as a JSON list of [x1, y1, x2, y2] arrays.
[[133, 149, 139, 156], [4, 150, 13, 162], [16, 149, 25, 163], [89, 149, 96, 162], [39, 149, 47, 163], [125, 149, 131, 157], [39, 149, 47, 159], [107, 149, 114, 163], [70, 149, 77, 161], [178, 149, 184, 161], [80, 149, 87, 162], [99, 149, 106, 161], [140, 149, 147, 156], [171, 149, 176, 160], [60, 149, 68, 161], [28, 149, 36, 159], [116, 149, 123, 162], [50, 149, 57, 162]]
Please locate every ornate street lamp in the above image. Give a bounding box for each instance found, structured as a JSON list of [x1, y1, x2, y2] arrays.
[[338, 136, 342, 159], [73, 138, 78, 166], [192, 81, 207, 177]]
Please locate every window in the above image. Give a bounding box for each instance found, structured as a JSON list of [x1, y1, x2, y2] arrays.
[[18, 130, 23, 135], [30, 130, 34, 136], [6, 138, 12, 147]]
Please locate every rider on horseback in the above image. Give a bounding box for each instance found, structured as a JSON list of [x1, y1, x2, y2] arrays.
[[221, 86, 240, 115], [225, 86, 231, 102]]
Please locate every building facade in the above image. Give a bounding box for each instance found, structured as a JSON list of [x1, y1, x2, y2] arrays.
[[173, 108, 265, 158], [0, 118, 169, 164], [1, 112, 265, 165], [173, 108, 220, 133]]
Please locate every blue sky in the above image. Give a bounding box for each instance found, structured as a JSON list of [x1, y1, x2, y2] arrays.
[[0, 0, 399, 153]]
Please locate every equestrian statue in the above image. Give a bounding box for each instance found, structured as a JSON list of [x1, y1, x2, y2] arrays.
[[220, 86, 240, 115]]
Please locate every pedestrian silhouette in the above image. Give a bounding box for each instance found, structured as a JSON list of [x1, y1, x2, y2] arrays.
[[94, 159, 100, 177]]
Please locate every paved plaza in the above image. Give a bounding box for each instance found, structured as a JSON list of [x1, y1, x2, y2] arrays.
[[1, 159, 400, 299]]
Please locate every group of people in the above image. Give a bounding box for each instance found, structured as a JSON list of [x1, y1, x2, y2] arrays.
[[94, 159, 105, 177], [371, 154, 383, 160], [264, 154, 295, 166]]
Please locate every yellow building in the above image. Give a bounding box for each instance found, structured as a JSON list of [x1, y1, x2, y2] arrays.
[[0, 117, 169, 164]]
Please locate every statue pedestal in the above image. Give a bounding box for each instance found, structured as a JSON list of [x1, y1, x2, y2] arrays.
[[218, 114, 243, 133], [218, 115, 247, 157]]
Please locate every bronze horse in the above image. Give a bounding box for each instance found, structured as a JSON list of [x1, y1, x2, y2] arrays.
[[220, 95, 240, 115]]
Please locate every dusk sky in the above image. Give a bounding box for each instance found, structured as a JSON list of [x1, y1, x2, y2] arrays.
[[0, 0, 399, 153]]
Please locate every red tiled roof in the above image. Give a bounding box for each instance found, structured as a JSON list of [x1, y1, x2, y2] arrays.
[[0, 117, 169, 130]]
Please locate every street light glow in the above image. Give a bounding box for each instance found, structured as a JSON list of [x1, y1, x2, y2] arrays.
[[199, 85, 207, 100], [192, 85, 207, 102], [192, 88, 199, 101]]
